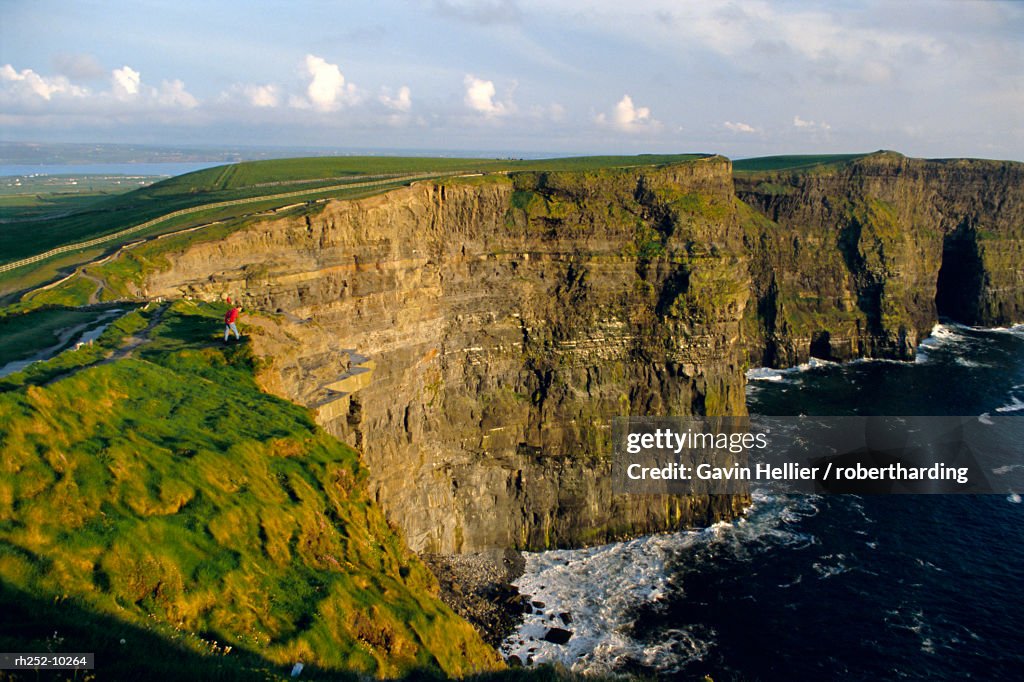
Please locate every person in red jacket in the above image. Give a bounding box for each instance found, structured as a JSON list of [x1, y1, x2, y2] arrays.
[[224, 304, 242, 343]]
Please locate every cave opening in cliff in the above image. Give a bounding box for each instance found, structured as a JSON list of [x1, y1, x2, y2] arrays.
[[809, 331, 834, 361], [935, 226, 984, 324]]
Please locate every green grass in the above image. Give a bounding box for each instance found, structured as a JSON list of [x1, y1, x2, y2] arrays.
[[0, 174, 161, 222], [505, 153, 707, 172], [732, 153, 870, 173], [0, 300, 502, 679]]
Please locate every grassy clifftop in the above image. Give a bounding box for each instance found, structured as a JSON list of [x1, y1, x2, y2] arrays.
[[0, 301, 501, 679]]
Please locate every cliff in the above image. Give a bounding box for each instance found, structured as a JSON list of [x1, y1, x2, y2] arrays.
[[120, 153, 1022, 554], [143, 158, 751, 554], [737, 152, 1024, 365]]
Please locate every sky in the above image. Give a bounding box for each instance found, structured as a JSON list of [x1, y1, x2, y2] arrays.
[[1, 0, 1022, 159]]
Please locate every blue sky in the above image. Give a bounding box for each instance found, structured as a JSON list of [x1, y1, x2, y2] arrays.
[[2, 0, 1022, 159]]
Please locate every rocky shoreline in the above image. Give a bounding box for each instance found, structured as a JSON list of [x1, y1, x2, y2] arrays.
[[422, 549, 529, 650]]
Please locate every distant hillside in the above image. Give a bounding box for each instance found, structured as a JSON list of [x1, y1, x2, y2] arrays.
[[732, 153, 870, 173]]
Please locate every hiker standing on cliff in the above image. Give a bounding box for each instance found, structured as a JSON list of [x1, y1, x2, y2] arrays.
[[224, 304, 242, 343]]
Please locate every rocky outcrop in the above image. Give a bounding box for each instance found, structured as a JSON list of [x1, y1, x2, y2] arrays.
[[737, 152, 1024, 366], [145, 158, 751, 553]]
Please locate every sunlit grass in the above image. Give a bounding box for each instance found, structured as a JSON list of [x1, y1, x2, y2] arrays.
[[0, 300, 501, 678]]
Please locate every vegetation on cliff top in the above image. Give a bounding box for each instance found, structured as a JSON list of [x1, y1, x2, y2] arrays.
[[0, 300, 502, 679], [732, 153, 870, 173]]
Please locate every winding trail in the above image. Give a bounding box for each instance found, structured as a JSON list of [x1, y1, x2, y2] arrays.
[[101, 302, 169, 364], [79, 271, 106, 305]]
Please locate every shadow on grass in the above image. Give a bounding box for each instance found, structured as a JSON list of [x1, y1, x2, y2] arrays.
[[0, 583, 352, 681]]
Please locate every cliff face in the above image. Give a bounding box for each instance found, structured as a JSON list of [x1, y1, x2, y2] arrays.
[[145, 158, 751, 553], [737, 153, 1024, 366], [138, 153, 1022, 554]]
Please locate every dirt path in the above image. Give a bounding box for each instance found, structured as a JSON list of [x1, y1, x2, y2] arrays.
[[101, 302, 169, 364], [79, 271, 106, 305]]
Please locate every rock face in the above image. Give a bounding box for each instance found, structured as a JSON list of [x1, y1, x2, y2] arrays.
[[141, 152, 1023, 553], [146, 157, 751, 553], [737, 152, 1024, 366]]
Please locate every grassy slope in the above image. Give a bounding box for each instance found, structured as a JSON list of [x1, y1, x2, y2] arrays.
[[0, 301, 501, 679], [0, 174, 161, 222], [732, 153, 870, 173]]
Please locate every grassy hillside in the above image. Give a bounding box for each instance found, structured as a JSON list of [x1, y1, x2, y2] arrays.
[[732, 153, 869, 173], [0, 301, 502, 679]]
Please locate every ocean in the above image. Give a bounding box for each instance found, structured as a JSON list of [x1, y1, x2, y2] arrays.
[[503, 323, 1024, 679]]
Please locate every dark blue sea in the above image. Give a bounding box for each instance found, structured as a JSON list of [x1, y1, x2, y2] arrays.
[[504, 323, 1024, 679]]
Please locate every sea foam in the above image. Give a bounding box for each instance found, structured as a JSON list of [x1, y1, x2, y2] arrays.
[[501, 493, 820, 674]]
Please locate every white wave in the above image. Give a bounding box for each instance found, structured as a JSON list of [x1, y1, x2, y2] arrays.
[[923, 323, 967, 344], [796, 357, 837, 372], [1007, 493, 1022, 504], [978, 413, 994, 425], [955, 357, 991, 368], [983, 323, 1024, 338], [916, 323, 970, 364], [745, 357, 836, 384], [746, 367, 786, 382], [994, 393, 1024, 413], [850, 357, 911, 366], [502, 530, 707, 673], [502, 493, 819, 674]]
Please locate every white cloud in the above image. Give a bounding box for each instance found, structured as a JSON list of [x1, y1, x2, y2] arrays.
[[1, 64, 87, 100], [637, 1, 943, 64], [245, 84, 279, 108], [724, 121, 757, 133], [793, 115, 831, 130], [2, 61, 200, 115], [380, 85, 412, 112], [596, 94, 658, 132], [297, 54, 357, 111], [111, 65, 140, 98], [156, 79, 198, 109], [464, 75, 507, 116]]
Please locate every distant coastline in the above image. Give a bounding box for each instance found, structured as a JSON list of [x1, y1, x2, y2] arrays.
[[0, 162, 226, 178]]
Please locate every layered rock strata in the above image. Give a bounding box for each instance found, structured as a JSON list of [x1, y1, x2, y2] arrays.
[[737, 152, 1024, 366], [146, 158, 752, 553]]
